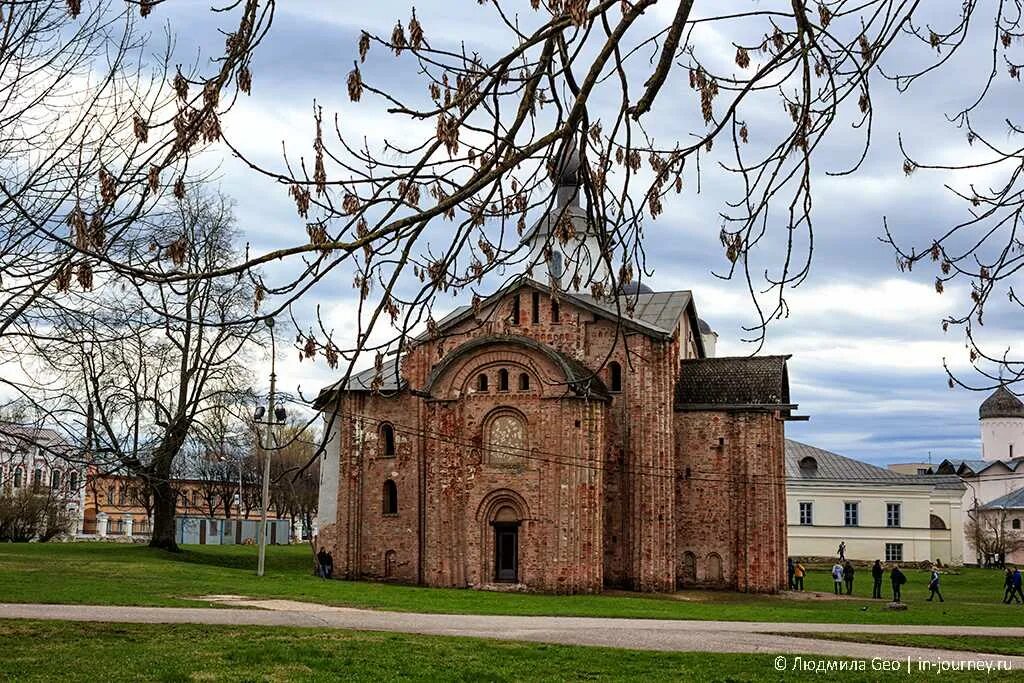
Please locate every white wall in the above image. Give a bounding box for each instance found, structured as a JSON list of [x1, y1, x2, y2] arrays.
[[981, 417, 1024, 461], [787, 482, 964, 565], [315, 411, 341, 535]]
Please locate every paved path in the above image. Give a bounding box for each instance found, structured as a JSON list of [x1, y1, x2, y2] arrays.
[[1, 599, 1022, 668]]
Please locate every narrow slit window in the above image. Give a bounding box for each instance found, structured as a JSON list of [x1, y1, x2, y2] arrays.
[[531, 292, 540, 323], [477, 373, 489, 392], [383, 480, 398, 515], [550, 299, 560, 323], [609, 361, 622, 392], [511, 295, 521, 325], [518, 373, 530, 391], [498, 369, 509, 391], [381, 423, 396, 457]]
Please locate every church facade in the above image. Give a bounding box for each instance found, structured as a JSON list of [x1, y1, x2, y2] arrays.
[[314, 277, 798, 593], [314, 143, 799, 593]]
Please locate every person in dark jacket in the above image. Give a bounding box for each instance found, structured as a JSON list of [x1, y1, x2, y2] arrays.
[[891, 565, 906, 603], [926, 568, 944, 602], [871, 560, 884, 599], [1003, 568, 1017, 604], [316, 547, 330, 578], [787, 558, 795, 590], [838, 541, 846, 561], [843, 560, 855, 595], [1012, 568, 1024, 604]]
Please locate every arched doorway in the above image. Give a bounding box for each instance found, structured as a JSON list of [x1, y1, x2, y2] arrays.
[[492, 505, 519, 582]]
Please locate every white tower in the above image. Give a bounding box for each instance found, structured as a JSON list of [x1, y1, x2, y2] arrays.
[[523, 135, 610, 292], [979, 386, 1024, 461]]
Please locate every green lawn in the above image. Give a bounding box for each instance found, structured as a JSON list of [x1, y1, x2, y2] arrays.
[[0, 620, 1015, 682], [0, 543, 1020, 626], [788, 632, 1024, 658]]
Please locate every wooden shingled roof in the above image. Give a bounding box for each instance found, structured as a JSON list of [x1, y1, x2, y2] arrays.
[[675, 355, 793, 412]]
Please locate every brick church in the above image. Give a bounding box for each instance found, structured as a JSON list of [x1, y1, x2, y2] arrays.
[[315, 142, 799, 593]]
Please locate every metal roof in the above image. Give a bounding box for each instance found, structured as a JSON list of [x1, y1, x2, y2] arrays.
[[936, 458, 1024, 476], [981, 487, 1024, 510], [786, 440, 964, 490], [576, 290, 692, 336]]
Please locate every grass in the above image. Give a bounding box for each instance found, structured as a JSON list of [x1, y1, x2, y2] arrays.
[[0, 620, 1017, 682], [0, 542, 1022, 626], [787, 632, 1024, 658]]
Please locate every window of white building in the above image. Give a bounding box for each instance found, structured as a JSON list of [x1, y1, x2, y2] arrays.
[[844, 502, 859, 527], [885, 543, 903, 562], [886, 502, 901, 528], [798, 502, 813, 525]]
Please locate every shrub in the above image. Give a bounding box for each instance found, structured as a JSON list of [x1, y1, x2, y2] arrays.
[[0, 489, 72, 542]]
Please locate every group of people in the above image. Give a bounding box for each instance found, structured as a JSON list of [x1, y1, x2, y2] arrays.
[[316, 546, 334, 579], [786, 552, 943, 604]]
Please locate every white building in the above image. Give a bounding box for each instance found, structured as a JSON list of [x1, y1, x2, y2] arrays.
[[0, 424, 86, 533], [934, 386, 1024, 565], [787, 440, 966, 565]]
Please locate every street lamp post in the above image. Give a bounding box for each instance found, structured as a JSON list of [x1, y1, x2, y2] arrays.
[[256, 317, 282, 577]]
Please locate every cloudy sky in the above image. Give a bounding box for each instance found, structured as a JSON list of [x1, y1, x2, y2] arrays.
[[151, 1, 1023, 467]]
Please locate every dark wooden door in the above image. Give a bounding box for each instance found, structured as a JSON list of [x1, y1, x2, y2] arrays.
[[198, 520, 206, 544], [494, 525, 518, 582]]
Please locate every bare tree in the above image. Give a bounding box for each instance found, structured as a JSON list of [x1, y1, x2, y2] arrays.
[[26, 191, 259, 550], [966, 507, 1024, 564], [5, 2, 1024, 489]]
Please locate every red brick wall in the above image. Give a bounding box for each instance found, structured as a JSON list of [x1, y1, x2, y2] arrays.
[[674, 410, 787, 593]]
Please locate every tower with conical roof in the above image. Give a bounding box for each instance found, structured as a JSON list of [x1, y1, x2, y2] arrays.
[[523, 134, 610, 292], [979, 385, 1024, 460]]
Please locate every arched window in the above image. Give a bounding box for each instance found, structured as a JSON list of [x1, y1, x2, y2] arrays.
[[106, 485, 115, 504], [32, 468, 42, 490], [477, 373, 489, 392], [706, 552, 724, 582], [1014, 519, 1022, 530], [50, 470, 61, 490], [682, 551, 697, 583], [498, 369, 509, 392], [550, 299, 560, 323], [608, 361, 622, 392], [380, 423, 396, 457], [382, 480, 398, 515], [930, 514, 948, 530], [486, 410, 527, 465], [69, 471, 78, 492], [13, 468, 22, 489], [119, 485, 127, 505], [518, 373, 530, 391]]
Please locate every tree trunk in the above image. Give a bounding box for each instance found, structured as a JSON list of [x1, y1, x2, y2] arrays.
[[149, 476, 179, 551], [147, 425, 188, 552]]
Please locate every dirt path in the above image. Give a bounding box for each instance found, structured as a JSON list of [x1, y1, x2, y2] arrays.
[[0, 598, 1020, 669]]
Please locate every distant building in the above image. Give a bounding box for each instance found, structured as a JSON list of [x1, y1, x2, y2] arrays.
[[934, 386, 1024, 565], [0, 424, 85, 529], [787, 440, 965, 565], [888, 463, 934, 476]]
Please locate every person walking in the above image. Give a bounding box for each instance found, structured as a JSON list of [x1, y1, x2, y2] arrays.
[[843, 560, 855, 595], [838, 541, 846, 561], [1003, 568, 1017, 604], [787, 557, 795, 590], [871, 559, 884, 599], [891, 564, 906, 603], [831, 562, 844, 595], [1012, 567, 1024, 604], [316, 547, 330, 578], [794, 562, 806, 591], [926, 567, 944, 602]]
